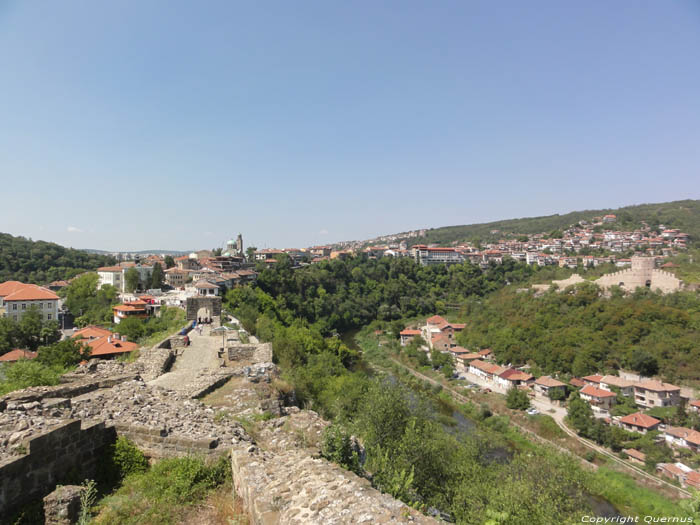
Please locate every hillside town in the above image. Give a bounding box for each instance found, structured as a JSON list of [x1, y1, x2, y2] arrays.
[[400, 313, 700, 491]]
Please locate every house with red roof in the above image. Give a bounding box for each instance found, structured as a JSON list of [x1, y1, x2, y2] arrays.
[[622, 448, 646, 465], [633, 380, 681, 408], [580, 384, 617, 412], [664, 426, 700, 452], [618, 412, 661, 434], [72, 325, 139, 359], [0, 349, 38, 362], [534, 376, 567, 397], [399, 329, 422, 346], [112, 300, 150, 324], [421, 314, 466, 350], [496, 368, 534, 390], [690, 400, 700, 413], [0, 281, 60, 322]]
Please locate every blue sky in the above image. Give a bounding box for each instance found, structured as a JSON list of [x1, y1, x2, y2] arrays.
[[1, 1, 699, 251]]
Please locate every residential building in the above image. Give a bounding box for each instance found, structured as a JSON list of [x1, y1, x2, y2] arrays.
[[580, 384, 617, 412], [569, 377, 586, 389], [618, 412, 661, 434], [534, 376, 567, 397], [399, 329, 421, 346], [599, 375, 635, 397], [0, 281, 60, 322], [165, 268, 189, 288], [690, 400, 700, 413], [657, 463, 700, 489], [175, 256, 200, 271], [469, 360, 505, 381], [72, 325, 139, 359], [97, 266, 123, 290], [633, 380, 681, 408], [622, 448, 646, 465], [0, 349, 38, 362], [664, 427, 700, 452], [412, 245, 464, 266], [112, 300, 150, 324], [582, 375, 603, 387], [194, 280, 220, 296], [495, 368, 534, 390]]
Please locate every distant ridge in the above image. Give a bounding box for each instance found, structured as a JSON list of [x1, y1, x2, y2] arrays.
[[361, 199, 700, 247], [82, 248, 190, 256]]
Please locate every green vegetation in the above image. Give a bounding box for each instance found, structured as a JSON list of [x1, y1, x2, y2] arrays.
[[222, 256, 690, 521], [0, 232, 115, 284], [60, 273, 119, 327], [0, 339, 88, 395], [228, 255, 539, 335], [456, 283, 700, 383], [93, 455, 231, 525], [406, 199, 700, 247], [117, 306, 186, 345], [0, 306, 60, 353], [505, 387, 530, 410], [150, 263, 165, 289]]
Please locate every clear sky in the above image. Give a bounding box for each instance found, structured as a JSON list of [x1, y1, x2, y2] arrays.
[[1, 1, 699, 252]]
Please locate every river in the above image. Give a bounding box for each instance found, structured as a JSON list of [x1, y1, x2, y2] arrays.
[[341, 329, 620, 518]]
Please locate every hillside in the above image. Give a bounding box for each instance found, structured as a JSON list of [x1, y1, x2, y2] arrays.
[[402, 199, 700, 247], [0, 233, 116, 284]]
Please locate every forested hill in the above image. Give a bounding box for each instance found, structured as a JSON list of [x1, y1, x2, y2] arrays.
[[401, 199, 700, 246], [0, 233, 116, 284]]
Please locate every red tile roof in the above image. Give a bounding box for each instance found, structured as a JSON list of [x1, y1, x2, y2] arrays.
[[400, 329, 421, 336], [581, 384, 617, 398], [0, 281, 59, 301], [622, 448, 646, 462], [426, 315, 447, 325], [634, 380, 680, 393], [73, 326, 112, 340], [665, 426, 700, 446], [0, 349, 38, 362], [84, 336, 139, 357], [569, 378, 586, 388], [535, 376, 566, 388], [582, 374, 603, 384], [620, 412, 660, 429]]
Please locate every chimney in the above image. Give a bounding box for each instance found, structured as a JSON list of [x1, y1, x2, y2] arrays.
[[121, 335, 127, 342], [107, 336, 112, 343], [114, 333, 120, 339]]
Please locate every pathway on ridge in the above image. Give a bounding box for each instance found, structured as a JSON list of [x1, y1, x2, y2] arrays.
[[148, 325, 223, 392]]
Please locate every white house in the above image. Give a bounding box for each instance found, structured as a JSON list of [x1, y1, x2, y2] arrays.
[[0, 281, 60, 322]]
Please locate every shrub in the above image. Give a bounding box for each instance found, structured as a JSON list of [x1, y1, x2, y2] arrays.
[[321, 424, 362, 475], [99, 436, 149, 485]]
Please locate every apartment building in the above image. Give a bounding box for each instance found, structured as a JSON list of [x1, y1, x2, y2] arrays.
[[0, 281, 59, 322]]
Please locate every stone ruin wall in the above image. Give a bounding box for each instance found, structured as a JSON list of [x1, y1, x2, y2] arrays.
[[0, 420, 115, 519], [0, 335, 439, 524]]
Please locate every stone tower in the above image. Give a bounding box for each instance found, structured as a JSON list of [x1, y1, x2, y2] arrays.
[[236, 233, 243, 255]]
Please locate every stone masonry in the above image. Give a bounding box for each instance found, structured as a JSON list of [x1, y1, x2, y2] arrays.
[[1, 323, 439, 524]]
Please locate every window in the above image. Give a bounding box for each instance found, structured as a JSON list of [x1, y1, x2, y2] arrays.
[[47, 314, 52, 320], [13, 314, 17, 321], [39, 303, 43, 309], [12, 304, 17, 310], [22, 304, 26, 310]]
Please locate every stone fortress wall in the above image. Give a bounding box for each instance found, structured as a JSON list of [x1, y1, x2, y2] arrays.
[[0, 330, 437, 524], [535, 256, 685, 294]]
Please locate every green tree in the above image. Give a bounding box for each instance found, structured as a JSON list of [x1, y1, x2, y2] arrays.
[[151, 263, 165, 289], [125, 268, 140, 293], [566, 392, 593, 436], [246, 246, 258, 262], [37, 339, 87, 368], [18, 307, 44, 350], [164, 255, 175, 269], [505, 387, 530, 410]]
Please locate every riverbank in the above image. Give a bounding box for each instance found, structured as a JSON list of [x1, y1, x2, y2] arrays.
[[351, 328, 689, 519]]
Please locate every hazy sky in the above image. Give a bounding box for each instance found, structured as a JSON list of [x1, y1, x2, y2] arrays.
[[1, 1, 699, 251]]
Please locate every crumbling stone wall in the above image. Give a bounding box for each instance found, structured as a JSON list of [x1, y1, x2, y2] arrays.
[[0, 420, 115, 520]]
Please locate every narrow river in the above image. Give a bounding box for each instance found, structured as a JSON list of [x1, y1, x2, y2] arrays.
[[341, 329, 620, 518]]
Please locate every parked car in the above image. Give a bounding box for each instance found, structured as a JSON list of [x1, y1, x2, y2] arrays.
[[526, 408, 539, 416]]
